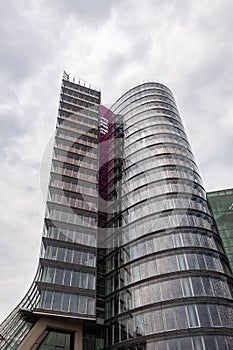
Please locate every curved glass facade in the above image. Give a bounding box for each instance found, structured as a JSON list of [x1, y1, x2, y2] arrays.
[[1, 78, 233, 350], [103, 82, 233, 349]]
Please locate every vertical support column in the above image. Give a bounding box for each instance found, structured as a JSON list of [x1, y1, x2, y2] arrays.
[[74, 323, 83, 350]]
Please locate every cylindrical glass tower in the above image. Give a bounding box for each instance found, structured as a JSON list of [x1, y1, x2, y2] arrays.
[[103, 82, 233, 349]]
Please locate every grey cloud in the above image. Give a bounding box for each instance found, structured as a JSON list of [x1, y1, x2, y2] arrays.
[[0, 2, 62, 82], [46, 0, 121, 28]]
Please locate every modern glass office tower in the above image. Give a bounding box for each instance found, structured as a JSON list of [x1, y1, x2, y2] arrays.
[[0, 75, 233, 350], [208, 189, 233, 271], [0, 73, 101, 350]]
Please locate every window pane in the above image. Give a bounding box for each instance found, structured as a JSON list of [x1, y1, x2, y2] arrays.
[[152, 309, 164, 333], [79, 295, 87, 314], [182, 278, 192, 297], [187, 305, 199, 327], [70, 294, 78, 313], [208, 304, 221, 327], [164, 308, 176, 331], [61, 293, 70, 312], [197, 304, 211, 327], [179, 338, 192, 350], [53, 292, 62, 311], [192, 336, 204, 350], [175, 306, 188, 330]]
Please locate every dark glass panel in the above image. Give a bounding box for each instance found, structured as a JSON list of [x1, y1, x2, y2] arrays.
[[203, 336, 217, 349], [175, 305, 188, 329], [44, 291, 53, 309], [55, 269, 63, 285], [179, 338, 193, 350], [172, 278, 182, 299], [197, 304, 211, 327], [167, 339, 179, 350], [181, 277, 192, 297], [61, 293, 70, 312], [216, 336, 228, 350], [70, 294, 78, 313], [202, 276, 213, 296], [186, 305, 199, 327], [53, 292, 62, 311], [208, 304, 222, 327], [192, 336, 204, 350], [191, 276, 204, 296]]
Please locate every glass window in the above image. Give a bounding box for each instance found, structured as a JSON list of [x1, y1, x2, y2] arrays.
[[64, 270, 71, 286], [202, 277, 213, 296], [88, 274, 95, 289], [55, 268, 63, 285], [44, 291, 53, 309], [197, 254, 206, 269], [172, 278, 182, 299], [197, 304, 211, 327], [66, 249, 73, 263], [141, 285, 151, 304], [61, 293, 70, 312], [78, 295, 87, 314], [87, 297, 95, 315], [216, 336, 229, 350], [47, 267, 55, 283], [161, 280, 173, 300], [70, 294, 78, 313], [192, 336, 204, 350], [182, 278, 192, 297], [186, 305, 199, 327], [152, 309, 163, 333], [73, 250, 81, 264], [187, 253, 199, 269], [167, 255, 178, 272], [208, 304, 221, 327], [71, 271, 80, 288], [53, 292, 62, 311], [150, 282, 161, 303], [164, 308, 176, 331], [157, 257, 167, 274], [80, 273, 87, 289], [135, 314, 145, 336], [179, 338, 192, 350], [167, 339, 179, 350], [157, 340, 168, 350], [144, 312, 153, 334], [191, 277, 204, 296], [175, 305, 188, 330], [177, 254, 187, 270]]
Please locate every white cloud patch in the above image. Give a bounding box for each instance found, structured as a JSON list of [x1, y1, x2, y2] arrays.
[[0, 0, 233, 322]]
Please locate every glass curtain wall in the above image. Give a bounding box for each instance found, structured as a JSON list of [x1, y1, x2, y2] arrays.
[[102, 82, 233, 350], [208, 189, 233, 272]]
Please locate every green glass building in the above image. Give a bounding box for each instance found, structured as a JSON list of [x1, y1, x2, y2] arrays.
[[207, 188, 233, 272]]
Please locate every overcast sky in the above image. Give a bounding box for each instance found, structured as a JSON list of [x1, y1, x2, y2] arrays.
[[0, 0, 233, 323]]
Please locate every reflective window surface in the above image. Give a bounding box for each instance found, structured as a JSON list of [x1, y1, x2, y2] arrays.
[[41, 266, 95, 289], [106, 303, 233, 345], [39, 291, 95, 315], [42, 244, 96, 267], [103, 82, 233, 350], [36, 331, 71, 350], [105, 230, 223, 270], [105, 251, 229, 294], [106, 275, 233, 316]]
